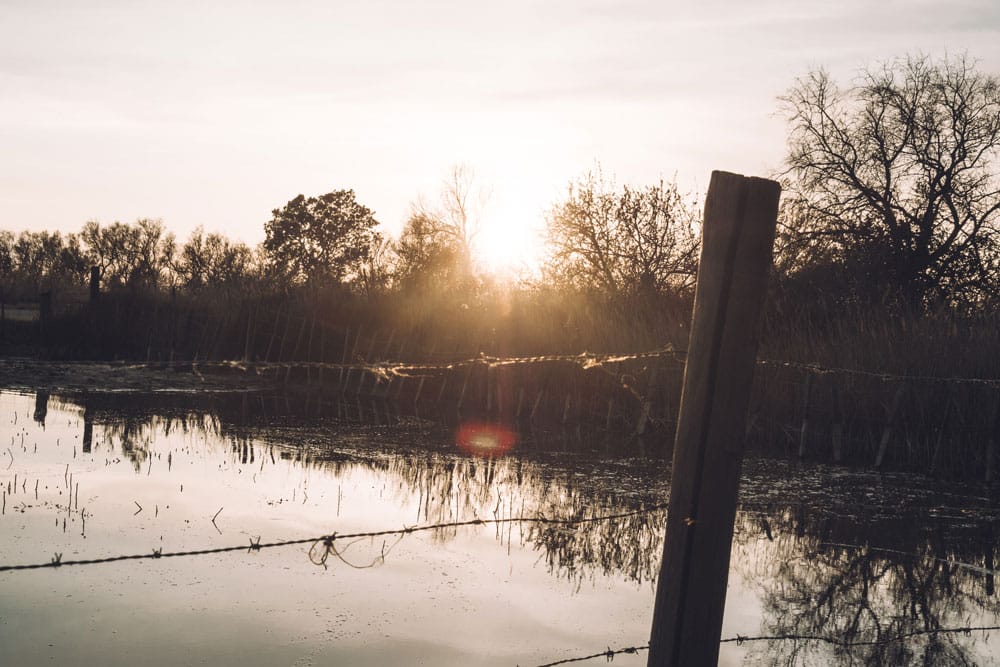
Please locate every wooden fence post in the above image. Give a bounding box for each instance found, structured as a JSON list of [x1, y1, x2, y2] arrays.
[[798, 372, 813, 459], [874, 383, 906, 470], [338, 327, 350, 389], [38, 291, 52, 337], [243, 301, 254, 363], [647, 171, 780, 667], [636, 362, 660, 436], [89, 266, 100, 303], [986, 392, 1000, 484], [831, 383, 844, 462]]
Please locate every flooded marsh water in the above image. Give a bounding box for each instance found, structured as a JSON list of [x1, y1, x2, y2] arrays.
[[2, 389, 1000, 666]]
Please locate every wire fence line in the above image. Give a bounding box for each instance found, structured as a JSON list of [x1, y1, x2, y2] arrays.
[[532, 645, 647, 667], [70, 347, 1000, 474], [28, 343, 1000, 387], [0, 504, 668, 573], [532, 625, 1000, 666], [4, 487, 1000, 664]]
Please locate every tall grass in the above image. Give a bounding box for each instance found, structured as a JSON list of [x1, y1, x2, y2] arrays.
[[5, 281, 999, 478]]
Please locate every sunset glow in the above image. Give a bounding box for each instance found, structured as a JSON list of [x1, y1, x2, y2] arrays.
[[474, 218, 545, 277], [4, 2, 994, 243]]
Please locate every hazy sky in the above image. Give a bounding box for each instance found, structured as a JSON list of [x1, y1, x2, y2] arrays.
[[3, 0, 1000, 268]]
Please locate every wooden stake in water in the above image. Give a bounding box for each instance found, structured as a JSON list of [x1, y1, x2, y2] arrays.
[[647, 171, 780, 667], [986, 393, 1000, 483], [798, 372, 813, 459], [874, 384, 906, 470]]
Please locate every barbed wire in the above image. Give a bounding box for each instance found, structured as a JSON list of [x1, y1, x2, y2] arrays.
[[211, 352, 1000, 386], [6, 345, 1000, 390], [74, 346, 1000, 388], [720, 625, 1000, 647], [0, 503, 667, 573], [192, 348, 682, 381], [757, 358, 1000, 387], [4, 456, 999, 661], [532, 645, 647, 666], [532, 625, 1000, 666], [818, 541, 997, 576]]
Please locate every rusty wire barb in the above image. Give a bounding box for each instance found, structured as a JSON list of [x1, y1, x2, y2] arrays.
[[0, 504, 667, 573], [531, 644, 647, 666]]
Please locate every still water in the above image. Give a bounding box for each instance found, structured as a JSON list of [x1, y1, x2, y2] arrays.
[[1, 389, 999, 666]]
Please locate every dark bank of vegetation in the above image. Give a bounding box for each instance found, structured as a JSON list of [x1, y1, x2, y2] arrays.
[[2, 54, 1000, 475]]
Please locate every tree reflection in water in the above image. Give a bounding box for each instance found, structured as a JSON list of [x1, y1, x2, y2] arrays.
[[733, 507, 1000, 665], [71, 391, 1000, 664]]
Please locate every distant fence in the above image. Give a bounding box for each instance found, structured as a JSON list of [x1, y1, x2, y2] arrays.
[[248, 345, 1000, 478], [3, 290, 999, 478]]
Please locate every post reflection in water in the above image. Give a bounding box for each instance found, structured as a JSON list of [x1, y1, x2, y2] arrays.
[[82, 403, 93, 453], [32, 391, 48, 426], [2, 389, 1000, 665]]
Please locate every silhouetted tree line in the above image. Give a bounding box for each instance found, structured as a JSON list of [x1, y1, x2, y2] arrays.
[[2, 53, 999, 359]]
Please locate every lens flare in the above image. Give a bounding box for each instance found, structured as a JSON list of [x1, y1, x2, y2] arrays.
[[455, 422, 518, 456]]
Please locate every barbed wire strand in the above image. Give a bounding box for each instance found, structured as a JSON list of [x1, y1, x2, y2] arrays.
[[3, 493, 998, 661], [532, 645, 646, 667], [819, 541, 997, 576], [18, 344, 999, 387], [0, 504, 667, 573], [533, 625, 1000, 666], [180, 348, 1000, 387]]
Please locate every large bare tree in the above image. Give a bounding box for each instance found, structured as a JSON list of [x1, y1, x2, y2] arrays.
[[396, 164, 489, 291], [543, 169, 700, 299], [781, 54, 1000, 304], [81, 219, 175, 290]]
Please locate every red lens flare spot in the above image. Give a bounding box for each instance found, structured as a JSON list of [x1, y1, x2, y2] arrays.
[[456, 422, 518, 457]]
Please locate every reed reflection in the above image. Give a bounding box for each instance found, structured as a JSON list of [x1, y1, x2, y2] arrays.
[[69, 390, 1000, 664]]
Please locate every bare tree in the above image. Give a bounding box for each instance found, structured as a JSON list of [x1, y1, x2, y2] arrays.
[[781, 54, 1000, 304], [80, 219, 174, 290], [391, 210, 465, 292], [356, 233, 392, 297], [177, 227, 255, 291], [543, 168, 700, 298], [3, 230, 89, 293], [409, 164, 490, 276]]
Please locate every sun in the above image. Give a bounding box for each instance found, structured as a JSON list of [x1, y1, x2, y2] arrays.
[[473, 216, 545, 278]]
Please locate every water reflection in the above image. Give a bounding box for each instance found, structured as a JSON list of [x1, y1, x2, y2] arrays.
[[32, 391, 48, 426], [4, 389, 1000, 665]]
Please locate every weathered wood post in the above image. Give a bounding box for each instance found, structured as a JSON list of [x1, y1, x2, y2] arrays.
[[874, 383, 906, 470], [647, 171, 780, 667], [38, 290, 52, 338], [89, 266, 100, 302], [986, 392, 1000, 484], [798, 371, 813, 459]]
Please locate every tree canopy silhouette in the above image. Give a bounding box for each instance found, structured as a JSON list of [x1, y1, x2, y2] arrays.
[[263, 190, 380, 287], [781, 54, 1000, 305]]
